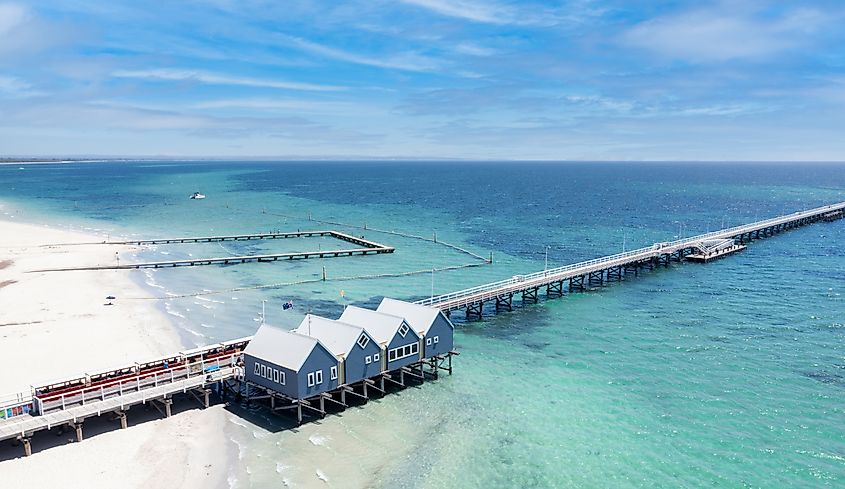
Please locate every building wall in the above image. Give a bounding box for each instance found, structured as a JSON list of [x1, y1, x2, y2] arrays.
[[344, 334, 383, 383], [243, 354, 297, 399], [296, 344, 340, 399], [422, 313, 454, 358], [385, 323, 421, 371]]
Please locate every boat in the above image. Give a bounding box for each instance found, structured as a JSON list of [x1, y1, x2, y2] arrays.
[[189, 192, 206, 200]]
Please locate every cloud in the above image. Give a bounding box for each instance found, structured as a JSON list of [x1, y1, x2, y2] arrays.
[[622, 6, 830, 62], [0, 74, 43, 98], [284, 36, 443, 72], [397, 0, 516, 24], [0, 2, 27, 35], [111, 68, 345, 91]]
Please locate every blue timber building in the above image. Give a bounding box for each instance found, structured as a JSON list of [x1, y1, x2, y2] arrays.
[[292, 314, 382, 385], [377, 298, 454, 359], [339, 306, 422, 372], [243, 325, 339, 400]]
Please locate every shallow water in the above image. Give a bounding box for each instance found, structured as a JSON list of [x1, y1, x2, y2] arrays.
[[1, 161, 844, 488]]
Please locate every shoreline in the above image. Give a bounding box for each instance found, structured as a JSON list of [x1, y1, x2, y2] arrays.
[[0, 204, 231, 489]]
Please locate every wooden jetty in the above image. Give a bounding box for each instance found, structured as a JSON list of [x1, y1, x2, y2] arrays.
[[35, 230, 394, 271], [415, 201, 845, 319], [686, 244, 746, 262]]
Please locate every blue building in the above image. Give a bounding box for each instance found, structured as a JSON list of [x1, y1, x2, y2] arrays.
[[243, 324, 339, 400], [377, 298, 455, 359], [292, 314, 382, 385], [339, 306, 421, 372]]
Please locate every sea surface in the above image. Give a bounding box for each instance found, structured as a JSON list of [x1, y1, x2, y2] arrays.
[[1, 161, 844, 488]]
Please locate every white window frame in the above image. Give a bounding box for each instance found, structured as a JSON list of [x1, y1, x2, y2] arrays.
[[365, 355, 372, 364], [330, 366, 338, 380], [373, 353, 380, 362], [261, 365, 268, 379], [254, 362, 261, 375], [307, 372, 315, 387], [426, 338, 432, 346], [315, 370, 323, 384], [398, 323, 409, 337], [279, 371, 286, 385], [388, 343, 418, 362], [433, 336, 439, 344], [273, 369, 279, 383], [357, 334, 370, 349]]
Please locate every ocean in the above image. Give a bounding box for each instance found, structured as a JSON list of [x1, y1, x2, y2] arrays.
[[1, 161, 843, 488]]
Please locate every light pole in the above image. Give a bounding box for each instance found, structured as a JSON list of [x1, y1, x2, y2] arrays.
[[260, 300, 266, 325], [544, 245, 550, 273], [431, 268, 435, 300]]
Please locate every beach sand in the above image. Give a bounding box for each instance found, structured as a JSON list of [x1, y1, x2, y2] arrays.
[[0, 215, 230, 488]]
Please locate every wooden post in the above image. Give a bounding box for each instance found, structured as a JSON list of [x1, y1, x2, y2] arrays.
[[22, 437, 32, 457], [118, 411, 128, 429], [164, 398, 172, 418], [74, 422, 84, 442], [203, 389, 210, 408], [296, 402, 302, 425]]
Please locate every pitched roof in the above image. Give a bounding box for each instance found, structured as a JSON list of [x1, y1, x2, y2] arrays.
[[339, 305, 410, 344], [377, 298, 452, 336], [292, 314, 369, 358], [244, 324, 323, 372]]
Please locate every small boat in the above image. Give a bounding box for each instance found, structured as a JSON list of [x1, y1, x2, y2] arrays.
[[190, 192, 206, 200]]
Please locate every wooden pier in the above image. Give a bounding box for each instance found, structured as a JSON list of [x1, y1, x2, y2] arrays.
[[416, 201, 845, 319], [35, 230, 394, 271]]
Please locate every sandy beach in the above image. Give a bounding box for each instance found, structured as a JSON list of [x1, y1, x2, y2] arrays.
[[0, 210, 230, 488]]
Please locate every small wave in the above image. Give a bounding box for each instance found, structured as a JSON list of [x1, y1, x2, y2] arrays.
[[160, 251, 170, 255], [166, 309, 186, 319], [200, 323, 215, 329], [275, 462, 289, 474], [184, 327, 206, 338], [228, 418, 249, 429], [315, 469, 329, 483], [309, 434, 329, 446], [197, 296, 225, 304]]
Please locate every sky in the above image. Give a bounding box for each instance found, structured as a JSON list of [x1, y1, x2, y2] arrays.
[[1, 0, 845, 160]]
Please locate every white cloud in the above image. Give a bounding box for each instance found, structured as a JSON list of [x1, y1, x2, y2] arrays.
[[111, 69, 345, 92], [398, 0, 515, 24], [0, 74, 43, 98], [622, 7, 829, 62], [285, 36, 442, 72], [0, 2, 28, 35]]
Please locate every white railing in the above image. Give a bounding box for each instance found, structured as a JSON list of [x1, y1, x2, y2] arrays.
[[417, 201, 845, 309]]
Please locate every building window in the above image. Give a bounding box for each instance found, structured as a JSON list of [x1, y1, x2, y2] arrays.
[[279, 371, 286, 385], [398, 323, 409, 337], [254, 362, 261, 375], [357, 334, 370, 349], [433, 336, 439, 344], [366, 355, 372, 364], [261, 365, 268, 378], [330, 366, 338, 380], [273, 369, 279, 383], [388, 343, 419, 363], [426, 338, 432, 346], [373, 353, 380, 362], [315, 370, 323, 384], [307, 372, 315, 387]]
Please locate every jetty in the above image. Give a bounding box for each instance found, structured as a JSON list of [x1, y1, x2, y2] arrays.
[[415, 202, 845, 319], [35, 230, 394, 271]]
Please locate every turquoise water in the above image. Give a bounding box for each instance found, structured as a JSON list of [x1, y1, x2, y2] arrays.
[[1, 161, 844, 487]]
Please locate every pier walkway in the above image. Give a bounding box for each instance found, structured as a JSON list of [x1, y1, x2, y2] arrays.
[[416, 202, 845, 319], [35, 230, 394, 271]]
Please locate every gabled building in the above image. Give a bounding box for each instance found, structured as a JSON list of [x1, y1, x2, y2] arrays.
[[292, 314, 382, 385], [243, 324, 339, 400], [376, 298, 454, 359], [339, 306, 421, 372]]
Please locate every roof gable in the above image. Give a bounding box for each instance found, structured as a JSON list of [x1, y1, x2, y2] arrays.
[[377, 298, 453, 335], [244, 324, 327, 372], [292, 314, 370, 358], [339, 306, 409, 344]]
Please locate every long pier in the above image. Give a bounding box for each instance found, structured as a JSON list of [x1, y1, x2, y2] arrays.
[[35, 230, 395, 271], [415, 202, 845, 319]]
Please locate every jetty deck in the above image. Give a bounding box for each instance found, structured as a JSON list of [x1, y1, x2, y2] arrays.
[[416, 202, 845, 318], [35, 230, 394, 271]]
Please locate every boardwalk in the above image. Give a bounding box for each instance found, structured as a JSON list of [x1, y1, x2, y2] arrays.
[[35, 230, 395, 271], [416, 202, 845, 319]]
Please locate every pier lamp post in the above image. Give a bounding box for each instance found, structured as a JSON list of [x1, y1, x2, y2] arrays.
[[544, 245, 550, 273]]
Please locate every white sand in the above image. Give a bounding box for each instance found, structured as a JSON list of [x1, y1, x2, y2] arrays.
[[0, 215, 230, 488]]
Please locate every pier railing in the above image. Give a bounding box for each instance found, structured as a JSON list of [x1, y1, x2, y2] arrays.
[[417, 201, 845, 309]]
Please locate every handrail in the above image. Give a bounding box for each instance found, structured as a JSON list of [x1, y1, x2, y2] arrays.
[[417, 202, 845, 308]]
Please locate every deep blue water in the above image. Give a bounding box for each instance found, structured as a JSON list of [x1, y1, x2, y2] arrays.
[[1, 161, 844, 488]]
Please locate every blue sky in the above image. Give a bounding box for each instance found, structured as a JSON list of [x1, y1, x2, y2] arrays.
[[1, 0, 844, 160]]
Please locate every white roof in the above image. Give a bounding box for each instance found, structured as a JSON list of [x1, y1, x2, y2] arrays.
[[377, 298, 450, 336], [244, 324, 323, 372], [292, 314, 367, 358], [339, 306, 408, 344]]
